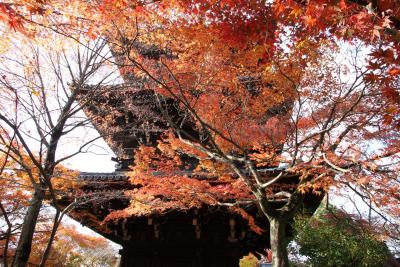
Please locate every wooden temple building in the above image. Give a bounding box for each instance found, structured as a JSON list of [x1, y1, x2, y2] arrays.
[[60, 42, 322, 266], [72, 171, 271, 267]]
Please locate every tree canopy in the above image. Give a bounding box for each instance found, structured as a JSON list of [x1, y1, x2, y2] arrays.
[[0, 1, 399, 267]]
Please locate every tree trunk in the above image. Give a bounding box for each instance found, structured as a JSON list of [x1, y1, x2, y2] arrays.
[[13, 188, 45, 267], [39, 209, 60, 267], [270, 218, 289, 267], [0, 202, 12, 267]]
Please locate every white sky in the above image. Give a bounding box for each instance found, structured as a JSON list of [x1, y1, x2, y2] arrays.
[[59, 127, 116, 172]]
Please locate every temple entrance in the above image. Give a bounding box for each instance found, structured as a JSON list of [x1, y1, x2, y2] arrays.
[[119, 245, 241, 267]]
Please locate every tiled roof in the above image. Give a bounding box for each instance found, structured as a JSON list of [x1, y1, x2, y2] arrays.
[[79, 172, 130, 181], [78, 167, 287, 181]]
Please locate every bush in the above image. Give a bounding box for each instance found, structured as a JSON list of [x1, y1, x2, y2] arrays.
[[293, 208, 390, 267]]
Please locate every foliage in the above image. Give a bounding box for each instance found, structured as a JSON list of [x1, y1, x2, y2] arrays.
[[29, 225, 118, 267], [0, 151, 115, 266], [0, 145, 116, 267], [1, 222, 118, 267], [105, 138, 264, 233], [85, 1, 399, 265], [1, 0, 400, 266], [293, 208, 390, 267]]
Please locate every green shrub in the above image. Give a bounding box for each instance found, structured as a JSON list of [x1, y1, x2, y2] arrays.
[[293, 208, 390, 267]]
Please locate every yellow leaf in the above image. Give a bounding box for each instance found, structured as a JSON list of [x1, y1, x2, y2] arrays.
[[289, 7, 302, 18], [32, 89, 40, 97]]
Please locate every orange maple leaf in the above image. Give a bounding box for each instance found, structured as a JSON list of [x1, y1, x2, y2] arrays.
[[304, 15, 317, 27], [388, 68, 400, 76]]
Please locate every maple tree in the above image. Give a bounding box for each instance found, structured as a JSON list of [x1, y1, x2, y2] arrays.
[[85, 1, 399, 266], [106, 39, 399, 266], [0, 0, 98, 37], [0, 1, 399, 266]]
